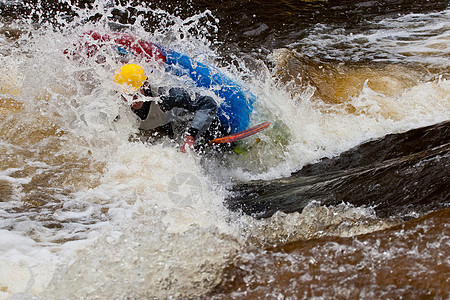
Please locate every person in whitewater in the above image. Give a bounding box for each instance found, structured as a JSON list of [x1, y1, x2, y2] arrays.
[[114, 63, 228, 152]]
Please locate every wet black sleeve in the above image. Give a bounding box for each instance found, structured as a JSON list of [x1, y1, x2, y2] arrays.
[[157, 87, 218, 136]]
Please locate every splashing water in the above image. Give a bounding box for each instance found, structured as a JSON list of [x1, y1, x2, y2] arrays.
[[0, 2, 449, 299]]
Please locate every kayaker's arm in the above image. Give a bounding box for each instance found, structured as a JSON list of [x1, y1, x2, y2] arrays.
[[155, 87, 218, 137]]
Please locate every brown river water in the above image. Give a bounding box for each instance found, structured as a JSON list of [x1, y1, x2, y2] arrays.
[[0, 0, 449, 299]]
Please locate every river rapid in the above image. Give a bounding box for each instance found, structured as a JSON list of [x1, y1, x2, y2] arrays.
[[0, 0, 449, 299]]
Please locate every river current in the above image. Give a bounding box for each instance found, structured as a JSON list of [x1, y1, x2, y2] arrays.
[[0, 1, 449, 299]]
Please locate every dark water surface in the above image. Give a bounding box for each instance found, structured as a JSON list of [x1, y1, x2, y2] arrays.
[[212, 208, 450, 299], [0, 0, 449, 299], [2, 0, 449, 55], [229, 120, 450, 219]]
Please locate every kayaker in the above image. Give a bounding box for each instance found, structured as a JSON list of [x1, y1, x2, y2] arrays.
[[114, 63, 228, 152]]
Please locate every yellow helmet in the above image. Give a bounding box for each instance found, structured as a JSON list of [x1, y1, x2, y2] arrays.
[[114, 64, 147, 93]]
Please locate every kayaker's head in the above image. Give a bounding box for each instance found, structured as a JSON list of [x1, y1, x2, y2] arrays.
[[114, 63, 147, 109]]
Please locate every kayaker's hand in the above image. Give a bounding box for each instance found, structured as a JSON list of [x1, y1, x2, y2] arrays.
[[180, 135, 195, 153]]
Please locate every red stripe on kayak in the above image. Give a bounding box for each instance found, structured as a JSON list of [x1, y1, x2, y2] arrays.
[[65, 31, 166, 62], [209, 122, 270, 145]]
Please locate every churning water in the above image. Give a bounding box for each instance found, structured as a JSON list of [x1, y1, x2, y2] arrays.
[[0, 1, 449, 299]]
